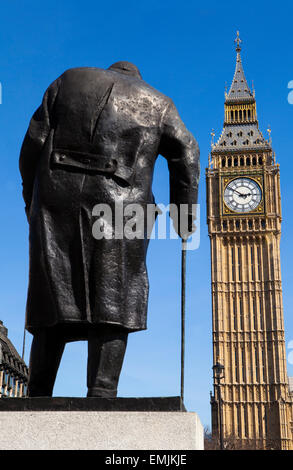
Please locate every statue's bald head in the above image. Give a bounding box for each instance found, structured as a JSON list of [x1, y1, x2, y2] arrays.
[[108, 61, 142, 79]]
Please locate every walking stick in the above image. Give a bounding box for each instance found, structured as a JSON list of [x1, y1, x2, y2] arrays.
[[181, 238, 187, 406]]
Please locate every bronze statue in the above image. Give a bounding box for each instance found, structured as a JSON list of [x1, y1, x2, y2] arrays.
[[19, 61, 200, 397]]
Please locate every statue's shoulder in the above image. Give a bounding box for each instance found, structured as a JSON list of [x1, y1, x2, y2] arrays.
[[116, 74, 172, 111], [59, 67, 107, 80], [57, 67, 172, 108]]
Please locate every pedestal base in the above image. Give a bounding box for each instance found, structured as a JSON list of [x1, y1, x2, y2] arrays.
[[0, 410, 203, 450], [0, 397, 203, 450]]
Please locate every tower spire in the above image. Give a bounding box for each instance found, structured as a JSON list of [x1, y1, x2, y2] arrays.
[[225, 32, 253, 104], [212, 33, 271, 153]]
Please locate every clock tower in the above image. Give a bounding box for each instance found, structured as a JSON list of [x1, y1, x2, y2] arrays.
[[207, 33, 293, 449]]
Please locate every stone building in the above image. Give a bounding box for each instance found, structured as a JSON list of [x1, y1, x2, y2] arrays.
[[206, 33, 293, 449], [0, 320, 28, 397]]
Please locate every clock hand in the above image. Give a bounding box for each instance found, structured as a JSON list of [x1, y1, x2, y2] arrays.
[[233, 189, 247, 198], [232, 189, 252, 199]]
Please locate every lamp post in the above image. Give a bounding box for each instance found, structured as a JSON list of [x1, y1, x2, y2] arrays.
[[213, 361, 225, 450]]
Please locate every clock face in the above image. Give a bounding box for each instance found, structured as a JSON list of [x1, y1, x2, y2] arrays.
[[223, 177, 262, 213]]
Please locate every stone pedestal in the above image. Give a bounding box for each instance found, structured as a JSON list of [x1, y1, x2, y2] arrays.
[[0, 397, 204, 450]]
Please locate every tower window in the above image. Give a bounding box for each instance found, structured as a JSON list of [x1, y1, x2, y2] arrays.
[[246, 157, 251, 166], [260, 303, 263, 330], [222, 158, 226, 167], [253, 297, 257, 329], [255, 348, 259, 383], [231, 247, 235, 281], [234, 157, 238, 166], [237, 246, 241, 280], [235, 348, 239, 382], [236, 406, 240, 437], [239, 297, 244, 330], [252, 156, 257, 165], [257, 246, 261, 280], [244, 406, 249, 437], [242, 348, 246, 382], [233, 297, 237, 330], [240, 157, 244, 166], [259, 157, 263, 165], [258, 406, 263, 437], [261, 347, 265, 381], [251, 245, 254, 279]]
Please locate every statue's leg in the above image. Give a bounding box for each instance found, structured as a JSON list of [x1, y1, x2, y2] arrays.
[[27, 328, 66, 397], [87, 325, 128, 398]]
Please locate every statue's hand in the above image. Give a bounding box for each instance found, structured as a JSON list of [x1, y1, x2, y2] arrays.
[[172, 213, 196, 240]]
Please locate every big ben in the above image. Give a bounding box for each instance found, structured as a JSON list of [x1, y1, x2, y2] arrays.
[[207, 33, 293, 449]]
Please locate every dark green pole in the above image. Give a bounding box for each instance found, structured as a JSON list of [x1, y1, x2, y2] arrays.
[[181, 239, 187, 405]]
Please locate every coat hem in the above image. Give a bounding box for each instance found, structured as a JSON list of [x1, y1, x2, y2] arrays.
[[26, 319, 147, 336]]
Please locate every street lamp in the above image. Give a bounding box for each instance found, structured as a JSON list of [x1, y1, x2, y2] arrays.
[[213, 361, 225, 450]]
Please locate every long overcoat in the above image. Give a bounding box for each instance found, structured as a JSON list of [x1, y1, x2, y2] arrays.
[[19, 64, 199, 340]]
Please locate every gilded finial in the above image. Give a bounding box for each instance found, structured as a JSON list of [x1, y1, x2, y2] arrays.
[[267, 125, 272, 145], [235, 31, 242, 52]]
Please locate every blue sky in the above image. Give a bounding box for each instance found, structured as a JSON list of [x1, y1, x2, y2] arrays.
[[0, 0, 293, 428]]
